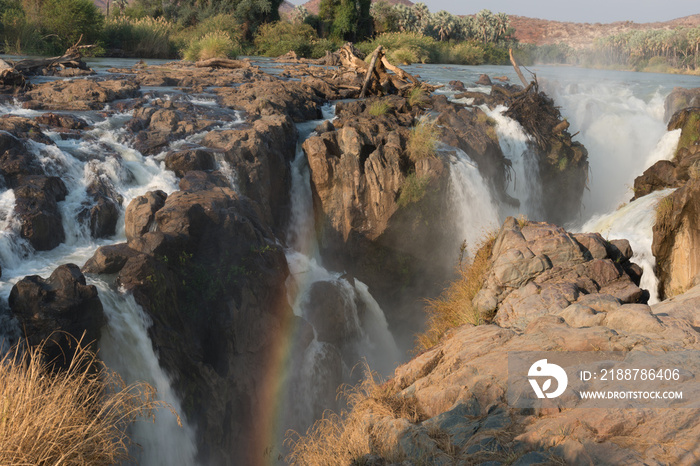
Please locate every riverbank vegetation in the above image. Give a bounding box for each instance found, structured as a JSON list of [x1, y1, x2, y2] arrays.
[[0, 0, 515, 65], [514, 27, 700, 74], [0, 340, 176, 464]]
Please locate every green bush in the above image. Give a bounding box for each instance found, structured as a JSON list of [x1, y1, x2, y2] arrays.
[[398, 172, 430, 207], [183, 30, 239, 61], [38, 0, 105, 53], [439, 41, 484, 65], [360, 32, 439, 63], [0, 5, 45, 54], [103, 16, 179, 58], [253, 20, 318, 58]]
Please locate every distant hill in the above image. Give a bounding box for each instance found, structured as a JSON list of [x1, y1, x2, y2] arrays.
[[511, 14, 700, 49]]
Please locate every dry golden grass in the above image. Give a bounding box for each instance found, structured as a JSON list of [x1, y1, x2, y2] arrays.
[[285, 364, 425, 465], [655, 196, 674, 226], [416, 233, 496, 351], [407, 118, 439, 162], [0, 338, 179, 465]]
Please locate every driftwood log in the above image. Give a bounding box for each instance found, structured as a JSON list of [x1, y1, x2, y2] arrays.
[[337, 43, 440, 98], [195, 58, 249, 69]]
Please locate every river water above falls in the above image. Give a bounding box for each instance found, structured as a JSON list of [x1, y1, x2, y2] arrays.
[[0, 58, 698, 463]]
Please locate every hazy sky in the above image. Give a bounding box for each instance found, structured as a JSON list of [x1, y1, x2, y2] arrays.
[[286, 0, 699, 24]]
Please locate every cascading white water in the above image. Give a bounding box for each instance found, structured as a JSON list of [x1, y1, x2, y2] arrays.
[[446, 147, 501, 253], [96, 281, 198, 465], [580, 189, 675, 305], [0, 103, 198, 463], [543, 78, 669, 216], [481, 106, 543, 220]]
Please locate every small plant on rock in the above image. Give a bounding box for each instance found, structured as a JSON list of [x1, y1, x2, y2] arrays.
[[367, 100, 392, 116], [407, 117, 439, 162]]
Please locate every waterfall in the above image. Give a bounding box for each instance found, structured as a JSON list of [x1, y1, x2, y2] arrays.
[[481, 105, 543, 220], [96, 281, 198, 465], [543, 79, 669, 216], [580, 189, 674, 304], [445, 147, 500, 254]]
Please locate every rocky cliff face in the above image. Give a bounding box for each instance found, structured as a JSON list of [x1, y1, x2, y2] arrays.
[[640, 103, 700, 299], [300, 219, 700, 465]]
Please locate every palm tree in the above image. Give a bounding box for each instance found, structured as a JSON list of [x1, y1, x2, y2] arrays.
[[433, 10, 456, 41]]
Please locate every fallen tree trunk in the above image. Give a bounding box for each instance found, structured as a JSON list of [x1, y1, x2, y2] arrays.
[[360, 46, 382, 98], [195, 58, 249, 69], [509, 48, 529, 87]]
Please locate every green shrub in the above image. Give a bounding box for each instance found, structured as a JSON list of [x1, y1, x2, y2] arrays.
[[310, 37, 341, 58], [253, 20, 318, 58], [0, 6, 45, 55], [397, 172, 430, 207], [440, 41, 484, 65], [387, 47, 418, 65], [103, 16, 179, 58], [361, 32, 439, 63], [406, 86, 429, 107], [38, 0, 105, 53], [183, 30, 239, 61]]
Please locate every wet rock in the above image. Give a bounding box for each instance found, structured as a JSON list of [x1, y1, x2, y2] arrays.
[[34, 112, 89, 130], [449, 79, 467, 91], [632, 160, 680, 199], [179, 170, 229, 192], [664, 86, 700, 122], [25, 79, 140, 111], [165, 148, 216, 177], [475, 74, 492, 86], [82, 243, 142, 275], [202, 114, 297, 233], [9, 264, 105, 370], [127, 99, 227, 155], [14, 175, 67, 250], [0, 116, 54, 145], [124, 190, 167, 242], [82, 177, 123, 239]]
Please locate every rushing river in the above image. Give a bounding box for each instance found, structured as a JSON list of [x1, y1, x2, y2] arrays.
[[0, 58, 698, 463]]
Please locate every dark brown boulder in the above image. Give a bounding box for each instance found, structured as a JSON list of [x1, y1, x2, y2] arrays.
[[9, 264, 106, 370], [632, 160, 680, 200], [202, 114, 297, 234], [0, 116, 54, 145], [179, 170, 229, 192], [82, 243, 142, 275], [14, 175, 67, 250], [164, 148, 216, 177], [475, 74, 492, 86], [124, 190, 167, 242], [34, 112, 88, 130]]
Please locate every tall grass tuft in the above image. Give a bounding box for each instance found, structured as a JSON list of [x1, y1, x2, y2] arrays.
[[103, 16, 179, 58], [183, 30, 239, 61], [417, 233, 495, 350], [407, 117, 439, 162], [286, 364, 424, 465], [0, 338, 179, 465]]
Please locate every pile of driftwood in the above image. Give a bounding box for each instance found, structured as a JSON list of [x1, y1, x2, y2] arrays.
[[0, 38, 95, 89], [336, 43, 440, 98]]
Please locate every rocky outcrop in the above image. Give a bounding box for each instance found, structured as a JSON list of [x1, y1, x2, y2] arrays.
[[202, 114, 298, 234], [664, 86, 700, 122], [475, 218, 647, 329], [83, 172, 294, 465], [9, 264, 105, 370], [24, 78, 140, 111], [14, 175, 68, 250], [649, 107, 700, 298], [319, 220, 700, 466], [165, 147, 216, 177], [303, 96, 455, 331], [214, 80, 323, 121], [652, 179, 700, 298]]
